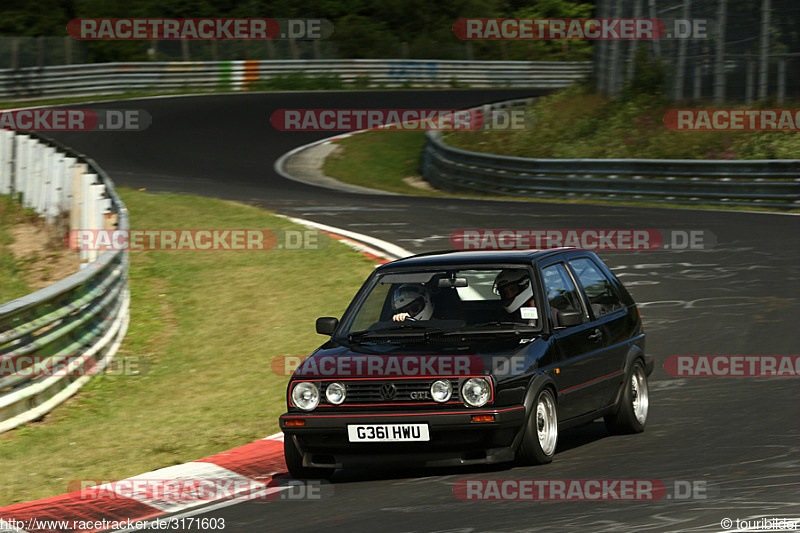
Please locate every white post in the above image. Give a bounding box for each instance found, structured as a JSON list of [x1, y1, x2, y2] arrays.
[[81, 173, 98, 265], [61, 156, 77, 215], [15, 135, 29, 203], [48, 150, 65, 223], [41, 146, 56, 222], [0, 130, 12, 195]]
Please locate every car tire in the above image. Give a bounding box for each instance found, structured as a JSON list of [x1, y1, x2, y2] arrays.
[[605, 360, 649, 434], [517, 387, 558, 465], [284, 436, 335, 480]]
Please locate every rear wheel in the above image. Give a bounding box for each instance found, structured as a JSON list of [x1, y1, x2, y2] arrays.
[[283, 436, 335, 479], [517, 387, 558, 465], [605, 360, 649, 434]]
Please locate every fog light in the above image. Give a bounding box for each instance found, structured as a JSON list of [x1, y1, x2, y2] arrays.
[[430, 380, 453, 403], [471, 415, 495, 423], [284, 419, 306, 427], [325, 382, 346, 405]]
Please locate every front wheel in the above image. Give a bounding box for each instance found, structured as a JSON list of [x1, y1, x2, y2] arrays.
[[283, 436, 335, 479], [605, 360, 649, 434], [517, 387, 558, 465]]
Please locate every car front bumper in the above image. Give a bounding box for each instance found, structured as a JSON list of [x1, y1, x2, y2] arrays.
[[280, 405, 526, 468]]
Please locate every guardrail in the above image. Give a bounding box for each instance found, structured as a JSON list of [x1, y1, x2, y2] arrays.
[[421, 100, 800, 209], [0, 130, 129, 433], [0, 59, 591, 99]]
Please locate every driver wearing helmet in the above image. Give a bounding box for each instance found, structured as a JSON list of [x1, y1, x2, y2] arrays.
[[493, 269, 538, 325], [392, 283, 435, 322]]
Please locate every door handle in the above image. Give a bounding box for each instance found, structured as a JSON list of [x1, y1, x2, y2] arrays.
[[588, 329, 603, 342]]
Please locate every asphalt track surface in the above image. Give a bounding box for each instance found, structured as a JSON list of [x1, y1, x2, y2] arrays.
[[49, 90, 799, 533]]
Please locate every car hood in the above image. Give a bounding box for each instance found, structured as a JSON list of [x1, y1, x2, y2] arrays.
[[290, 338, 547, 380]]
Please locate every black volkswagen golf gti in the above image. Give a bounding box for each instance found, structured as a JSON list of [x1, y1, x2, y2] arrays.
[[280, 248, 653, 478]]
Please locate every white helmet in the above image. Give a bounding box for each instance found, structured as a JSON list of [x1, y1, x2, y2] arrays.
[[392, 284, 434, 320], [493, 269, 534, 313]]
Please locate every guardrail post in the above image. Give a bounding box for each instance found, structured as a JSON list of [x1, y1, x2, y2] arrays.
[[0, 130, 12, 195], [71, 162, 88, 262], [81, 173, 98, 264]]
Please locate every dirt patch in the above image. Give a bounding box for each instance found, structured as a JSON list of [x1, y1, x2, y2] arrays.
[[9, 218, 80, 290], [402, 176, 436, 191]]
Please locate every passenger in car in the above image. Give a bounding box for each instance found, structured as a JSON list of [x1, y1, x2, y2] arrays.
[[493, 269, 546, 326]]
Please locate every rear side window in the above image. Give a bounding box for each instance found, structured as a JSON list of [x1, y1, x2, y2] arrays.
[[569, 258, 625, 317]]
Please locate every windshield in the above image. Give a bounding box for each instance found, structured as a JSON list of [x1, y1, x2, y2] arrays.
[[342, 268, 543, 338]]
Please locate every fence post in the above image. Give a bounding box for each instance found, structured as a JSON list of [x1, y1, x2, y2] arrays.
[[64, 36, 72, 65], [693, 63, 702, 100], [648, 0, 661, 57], [758, 0, 771, 100], [713, 0, 727, 103], [674, 0, 692, 101], [777, 58, 785, 105], [745, 60, 755, 105]]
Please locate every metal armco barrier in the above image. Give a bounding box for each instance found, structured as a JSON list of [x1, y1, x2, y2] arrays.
[[0, 59, 591, 99], [0, 130, 129, 433], [421, 102, 800, 209]]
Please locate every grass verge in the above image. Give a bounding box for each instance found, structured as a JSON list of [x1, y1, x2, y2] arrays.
[[0, 189, 376, 504], [0, 195, 37, 303], [444, 85, 800, 160]]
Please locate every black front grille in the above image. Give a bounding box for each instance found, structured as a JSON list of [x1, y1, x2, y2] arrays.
[[322, 379, 461, 405]]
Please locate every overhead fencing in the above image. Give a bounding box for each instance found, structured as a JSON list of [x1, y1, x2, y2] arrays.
[[0, 59, 592, 99], [422, 100, 800, 209], [0, 130, 129, 433]]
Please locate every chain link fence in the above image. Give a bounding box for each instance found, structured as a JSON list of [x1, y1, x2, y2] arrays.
[[595, 0, 800, 102]]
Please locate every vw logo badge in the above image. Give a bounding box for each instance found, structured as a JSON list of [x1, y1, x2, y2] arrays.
[[379, 383, 397, 401]]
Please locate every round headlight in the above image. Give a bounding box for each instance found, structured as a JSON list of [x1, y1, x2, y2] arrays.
[[461, 378, 490, 407], [292, 382, 320, 411], [325, 382, 347, 405], [430, 380, 453, 403]]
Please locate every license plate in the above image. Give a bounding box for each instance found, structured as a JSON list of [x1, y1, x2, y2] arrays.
[[347, 424, 430, 442]]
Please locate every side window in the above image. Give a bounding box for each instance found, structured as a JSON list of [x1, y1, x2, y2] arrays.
[[569, 258, 625, 317], [541, 263, 583, 319]]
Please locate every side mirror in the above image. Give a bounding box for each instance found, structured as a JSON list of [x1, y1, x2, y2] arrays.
[[557, 310, 584, 327], [316, 317, 339, 335]]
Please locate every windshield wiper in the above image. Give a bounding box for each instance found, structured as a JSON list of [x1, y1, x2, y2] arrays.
[[446, 321, 538, 333], [348, 323, 446, 341]]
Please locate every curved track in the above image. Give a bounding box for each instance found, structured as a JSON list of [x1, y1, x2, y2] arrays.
[[49, 90, 799, 533]]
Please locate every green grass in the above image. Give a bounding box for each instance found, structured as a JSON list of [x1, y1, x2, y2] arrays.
[[0, 195, 37, 303], [444, 85, 800, 160], [0, 189, 376, 504], [323, 131, 451, 196]]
